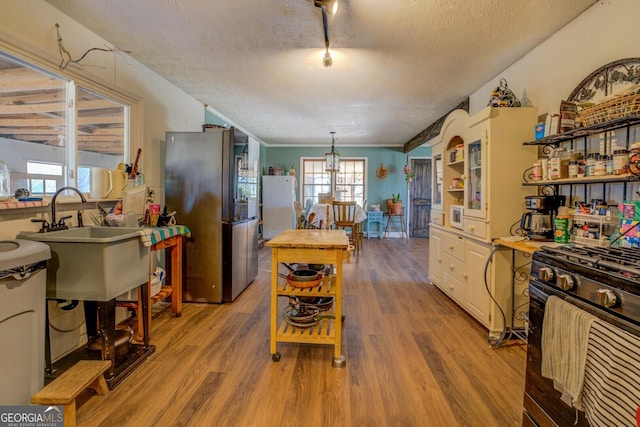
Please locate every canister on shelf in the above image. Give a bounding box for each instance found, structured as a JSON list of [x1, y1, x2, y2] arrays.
[[613, 149, 629, 174], [532, 161, 542, 181], [540, 157, 549, 180], [568, 160, 578, 178], [549, 147, 569, 179], [576, 155, 586, 177], [605, 155, 613, 175], [593, 154, 606, 176], [586, 152, 599, 176]]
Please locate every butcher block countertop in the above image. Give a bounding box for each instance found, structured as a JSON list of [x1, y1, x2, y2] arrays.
[[266, 229, 349, 249], [493, 238, 565, 254]]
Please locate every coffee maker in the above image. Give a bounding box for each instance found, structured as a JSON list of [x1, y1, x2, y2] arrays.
[[520, 195, 566, 241]]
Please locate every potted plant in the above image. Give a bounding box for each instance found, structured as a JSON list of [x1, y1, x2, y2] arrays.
[[387, 193, 403, 215]]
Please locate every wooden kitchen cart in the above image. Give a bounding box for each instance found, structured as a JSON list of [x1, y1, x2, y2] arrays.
[[266, 229, 349, 367]]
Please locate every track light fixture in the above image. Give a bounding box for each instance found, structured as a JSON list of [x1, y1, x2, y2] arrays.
[[313, 0, 338, 67]]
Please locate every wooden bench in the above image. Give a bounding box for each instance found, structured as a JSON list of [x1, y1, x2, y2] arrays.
[[31, 360, 111, 427]]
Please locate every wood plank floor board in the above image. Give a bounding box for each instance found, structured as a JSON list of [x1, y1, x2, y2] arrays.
[[74, 237, 526, 426]]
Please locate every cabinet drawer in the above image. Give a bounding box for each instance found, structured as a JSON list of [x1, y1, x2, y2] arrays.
[[442, 252, 467, 284], [463, 217, 488, 240], [431, 210, 444, 226], [441, 233, 465, 260], [443, 271, 467, 305], [367, 211, 383, 222]]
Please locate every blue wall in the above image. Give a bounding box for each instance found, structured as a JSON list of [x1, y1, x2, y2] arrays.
[[204, 109, 432, 208], [263, 145, 431, 208]]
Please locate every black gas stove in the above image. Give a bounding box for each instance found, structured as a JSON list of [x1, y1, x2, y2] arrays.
[[524, 245, 640, 426], [531, 245, 640, 325]]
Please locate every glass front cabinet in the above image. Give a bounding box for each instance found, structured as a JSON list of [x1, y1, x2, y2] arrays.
[[465, 138, 483, 217]]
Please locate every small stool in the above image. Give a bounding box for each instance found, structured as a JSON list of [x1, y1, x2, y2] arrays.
[[384, 213, 408, 238], [31, 360, 111, 427], [367, 211, 384, 239]]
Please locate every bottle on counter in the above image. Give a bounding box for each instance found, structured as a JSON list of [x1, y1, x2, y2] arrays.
[[0, 160, 10, 200], [554, 206, 572, 244]]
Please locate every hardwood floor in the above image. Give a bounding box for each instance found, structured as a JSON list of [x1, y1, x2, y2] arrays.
[[76, 237, 527, 427]]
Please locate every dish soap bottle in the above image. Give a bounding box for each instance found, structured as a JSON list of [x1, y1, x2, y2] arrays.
[[0, 160, 10, 200]]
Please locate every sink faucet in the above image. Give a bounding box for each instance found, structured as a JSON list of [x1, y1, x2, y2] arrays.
[[51, 186, 87, 229]]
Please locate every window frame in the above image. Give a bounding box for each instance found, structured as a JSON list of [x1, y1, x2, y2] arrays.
[[300, 157, 367, 207], [0, 42, 142, 198]]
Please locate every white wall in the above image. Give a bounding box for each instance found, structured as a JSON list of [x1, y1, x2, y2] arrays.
[[0, 0, 205, 239], [0, 1, 207, 361], [469, 1, 638, 116]]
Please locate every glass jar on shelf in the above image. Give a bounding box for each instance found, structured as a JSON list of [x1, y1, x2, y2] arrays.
[[613, 149, 629, 175], [549, 147, 570, 179]]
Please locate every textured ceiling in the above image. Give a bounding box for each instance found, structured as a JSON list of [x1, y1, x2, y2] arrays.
[[44, 0, 596, 147]]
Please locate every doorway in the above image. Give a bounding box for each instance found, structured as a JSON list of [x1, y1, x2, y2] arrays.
[[408, 158, 431, 237]]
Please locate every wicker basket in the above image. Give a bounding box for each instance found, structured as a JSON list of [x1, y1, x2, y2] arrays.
[[578, 92, 640, 126]]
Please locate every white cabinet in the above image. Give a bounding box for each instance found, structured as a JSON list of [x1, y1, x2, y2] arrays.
[[466, 239, 491, 325], [427, 227, 443, 285], [429, 225, 496, 331], [428, 107, 538, 338]]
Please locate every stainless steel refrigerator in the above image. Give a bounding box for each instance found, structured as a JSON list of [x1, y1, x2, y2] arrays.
[[165, 128, 258, 303]]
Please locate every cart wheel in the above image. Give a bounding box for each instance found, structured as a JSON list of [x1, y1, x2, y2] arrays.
[[272, 352, 281, 362]]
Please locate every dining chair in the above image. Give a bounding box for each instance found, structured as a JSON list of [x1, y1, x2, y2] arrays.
[[306, 213, 325, 230], [331, 201, 358, 253], [294, 200, 304, 229]]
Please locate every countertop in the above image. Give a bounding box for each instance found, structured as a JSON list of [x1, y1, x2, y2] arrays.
[[493, 238, 566, 254], [265, 229, 349, 249]]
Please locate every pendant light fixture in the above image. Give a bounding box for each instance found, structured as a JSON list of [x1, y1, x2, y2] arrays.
[[325, 131, 340, 172]]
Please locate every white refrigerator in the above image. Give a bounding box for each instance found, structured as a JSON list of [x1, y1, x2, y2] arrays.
[[262, 175, 296, 239]]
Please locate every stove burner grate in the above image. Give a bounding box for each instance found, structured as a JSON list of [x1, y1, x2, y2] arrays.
[[539, 245, 640, 281]]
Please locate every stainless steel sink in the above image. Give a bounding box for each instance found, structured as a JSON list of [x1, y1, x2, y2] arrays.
[[19, 227, 149, 301]]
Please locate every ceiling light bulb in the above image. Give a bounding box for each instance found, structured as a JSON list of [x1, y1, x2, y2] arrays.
[[314, 0, 339, 15], [323, 50, 333, 68], [328, 0, 338, 15]]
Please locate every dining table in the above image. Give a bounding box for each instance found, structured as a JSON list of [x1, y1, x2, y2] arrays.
[[307, 203, 367, 229]]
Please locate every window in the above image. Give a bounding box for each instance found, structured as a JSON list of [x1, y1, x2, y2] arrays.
[[0, 52, 133, 198], [301, 158, 366, 207], [25, 161, 63, 195]]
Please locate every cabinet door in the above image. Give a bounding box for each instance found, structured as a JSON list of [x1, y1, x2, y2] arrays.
[[465, 139, 485, 219], [428, 227, 443, 285], [466, 240, 491, 326]]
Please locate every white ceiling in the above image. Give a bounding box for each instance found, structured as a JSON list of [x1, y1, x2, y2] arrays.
[[45, 0, 596, 148]]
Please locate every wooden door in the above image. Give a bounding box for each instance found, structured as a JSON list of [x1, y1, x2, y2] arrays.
[[409, 158, 432, 237]]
